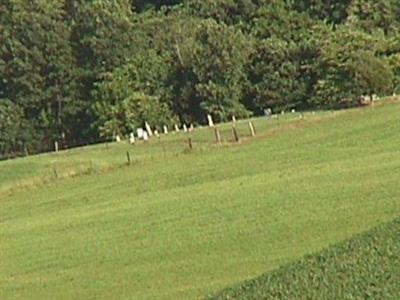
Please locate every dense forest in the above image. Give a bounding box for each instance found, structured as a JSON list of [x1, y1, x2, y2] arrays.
[[1, 0, 400, 158]]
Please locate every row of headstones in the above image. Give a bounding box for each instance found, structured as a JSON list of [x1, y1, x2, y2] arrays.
[[115, 122, 196, 144], [116, 108, 306, 145], [53, 109, 312, 152]]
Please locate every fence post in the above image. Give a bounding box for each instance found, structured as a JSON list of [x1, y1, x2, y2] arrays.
[[232, 125, 240, 143], [126, 151, 131, 165], [188, 137, 193, 150], [214, 127, 222, 144]]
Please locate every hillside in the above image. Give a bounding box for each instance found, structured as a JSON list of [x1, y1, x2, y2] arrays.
[[210, 217, 400, 299], [1, 100, 400, 299]]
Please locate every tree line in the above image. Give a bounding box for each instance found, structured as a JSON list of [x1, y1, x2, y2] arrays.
[[1, 0, 399, 158]]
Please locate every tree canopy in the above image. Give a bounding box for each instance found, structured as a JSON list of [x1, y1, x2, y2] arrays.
[[1, 0, 399, 158]]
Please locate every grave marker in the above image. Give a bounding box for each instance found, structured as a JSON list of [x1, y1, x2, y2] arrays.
[[207, 114, 214, 127], [143, 131, 149, 141], [129, 132, 135, 144], [137, 128, 144, 139], [145, 122, 153, 137]]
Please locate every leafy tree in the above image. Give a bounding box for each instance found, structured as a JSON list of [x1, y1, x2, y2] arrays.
[[347, 0, 400, 35], [0, 0, 77, 149], [132, 0, 183, 12], [246, 37, 305, 113], [93, 59, 177, 138], [183, 20, 253, 122], [291, 0, 351, 24], [311, 26, 394, 107], [0, 100, 34, 158]]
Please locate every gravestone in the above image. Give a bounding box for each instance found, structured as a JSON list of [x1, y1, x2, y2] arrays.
[[232, 116, 237, 123], [175, 124, 180, 132], [116, 135, 121, 143], [145, 122, 153, 137], [129, 132, 135, 144], [183, 124, 188, 133], [207, 114, 214, 127], [189, 124, 194, 132], [143, 131, 149, 141], [137, 128, 144, 139], [163, 125, 168, 135], [264, 108, 272, 118]]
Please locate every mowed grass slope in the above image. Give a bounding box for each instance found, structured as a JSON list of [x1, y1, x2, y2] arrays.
[[0, 112, 317, 194], [211, 217, 400, 300], [1, 101, 400, 299]]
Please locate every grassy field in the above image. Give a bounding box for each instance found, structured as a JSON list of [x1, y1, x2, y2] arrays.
[[0, 111, 320, 194], [211, 217, 400, 299], [1, 101, 400, 299]]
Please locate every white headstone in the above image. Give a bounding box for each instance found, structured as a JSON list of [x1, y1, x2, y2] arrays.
[[281, 110, 285, 115], [291, 109, 296, 113], [137, 128, 144, 139], [145, 122, 153, 137], [154, 130, 160, 137], [163, 125, 168, 135], [207, 114, 214, 127], [143, 131, 149, 141], [232, 116, 236, 123], [129, 132, 135, 144], [116, 135, 121, 143], [175, 124, 180, 132], [264, 108, 272, 118], [189, 124, 194, 132], [183, 124, 188, 133]]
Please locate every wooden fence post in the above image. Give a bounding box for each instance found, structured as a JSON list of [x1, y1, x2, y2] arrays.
[[214, 127, 222, 144], [232, 125, 240, 143], [126, 151, 131, 165]]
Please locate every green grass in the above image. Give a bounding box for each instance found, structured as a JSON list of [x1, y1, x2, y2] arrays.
[[0, 111, 318, 194], [210, 217, 400, 299], [1, 101, 400, 299]]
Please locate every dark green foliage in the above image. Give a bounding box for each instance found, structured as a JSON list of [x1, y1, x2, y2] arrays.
[[210, 218, 400, 300], [0, 100, 28, 157], [311, 27, 394, 108], [131, 0, 183, 12], [1, 0, 400, 156], [246, 37, 305, 112], [291, 0, 351, 24], [0, 0, 77, 150]]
